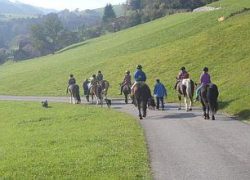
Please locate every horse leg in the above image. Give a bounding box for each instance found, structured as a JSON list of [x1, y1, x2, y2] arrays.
[[184, 96, 188, 111], [189, 97, 193, 111], [70, 94, 73, 104], [209, 103, 216, 120], [91, 94, 94, 104], [125, 93, 128, 104], [206, 104, 210, 119], [178, 95, 181, 110], [202, 104, 207, 119], [100, 97, 103, 107], [142, 101, 147, 117], [96, 95, 99, 105], [137, 100, 142, 119]]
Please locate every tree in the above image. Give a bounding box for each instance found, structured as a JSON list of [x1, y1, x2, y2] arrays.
[[43, 13, 64, 52], [31, 13, 64, 55], [103, 4, 116, 23]]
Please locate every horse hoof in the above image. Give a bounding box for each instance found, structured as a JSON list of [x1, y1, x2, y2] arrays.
[[212, 116, 215, 120], [178, 107, 181, 110], [189, 108, 192, 111]]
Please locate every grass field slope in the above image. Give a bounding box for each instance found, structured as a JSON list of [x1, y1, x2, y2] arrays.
[[0, 101, 151, 178], [0, 0, 249, 120]]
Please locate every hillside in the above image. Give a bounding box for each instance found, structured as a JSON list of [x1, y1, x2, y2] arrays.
[[0, 0, 249, 120]]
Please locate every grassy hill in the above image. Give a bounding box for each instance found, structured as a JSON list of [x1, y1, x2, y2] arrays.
[[0, 0, 249, 120]]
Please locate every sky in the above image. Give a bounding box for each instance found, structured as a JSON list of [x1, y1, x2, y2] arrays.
[[11, 0, 126, 10]]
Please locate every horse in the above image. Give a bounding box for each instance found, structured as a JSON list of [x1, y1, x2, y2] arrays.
[[68, 84, 81, 104], [99, 80, 109, 99], [132, 83, 156, 119], [199, 83, 219, 120], [88, 83, 103, 105], [176, 79, 195, 111], [121, 84, 131, 104]]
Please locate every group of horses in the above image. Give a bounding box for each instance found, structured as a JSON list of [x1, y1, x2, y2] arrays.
[[68, 80, 109, 106], [175, 79, 219, 120], [68, 78, 219, 121], [122, 79, 219, 120]]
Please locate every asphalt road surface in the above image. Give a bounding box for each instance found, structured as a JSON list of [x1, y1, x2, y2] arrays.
[[1, 95, 250, 180]]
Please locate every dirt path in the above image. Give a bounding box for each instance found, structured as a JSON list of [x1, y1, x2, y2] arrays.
[[1, 95, 250, 180]]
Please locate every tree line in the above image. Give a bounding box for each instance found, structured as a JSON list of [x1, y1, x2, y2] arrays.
[[0, 0, 218, 64]]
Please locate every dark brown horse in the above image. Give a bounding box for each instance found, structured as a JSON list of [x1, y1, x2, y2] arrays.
[[200, 83, 219, 120], [68, 84, 81, 104], [132, 83, 155, 119]]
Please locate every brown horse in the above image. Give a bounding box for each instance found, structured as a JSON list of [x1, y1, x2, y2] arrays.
[[132, 83, 155, 119], [100, 80, 109, 99], [122, 84, 131, 104], [68, 84, 81, 104], [176, 79, 195, 111], [200, 83, 219, 120]]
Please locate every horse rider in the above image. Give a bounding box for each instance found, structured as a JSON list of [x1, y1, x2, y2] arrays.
[[97, 71, 103, 82], [67, 74, 76, 93], [68, 74, 76, 85], [174, 66, 189, 90], [131, 65, 147, 101], [153, 79, 167, 110], [90, 74, 98, 86], [120, 70, 132, 95], [195, 67, 211, 101]]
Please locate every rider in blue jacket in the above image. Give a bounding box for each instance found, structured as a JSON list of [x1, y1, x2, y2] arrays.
[[134, 64, 146, 82], [131, 65, 147, 104]]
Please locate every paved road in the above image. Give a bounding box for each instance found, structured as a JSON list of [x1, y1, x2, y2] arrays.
[[1, 95, 250, 180]]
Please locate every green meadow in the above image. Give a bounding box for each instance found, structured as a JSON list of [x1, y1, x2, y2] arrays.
[[0, 101, 151, 178], [0, 0, 249, 121]]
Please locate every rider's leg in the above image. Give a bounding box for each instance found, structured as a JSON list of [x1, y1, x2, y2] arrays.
[[195, 85, 202, 101]]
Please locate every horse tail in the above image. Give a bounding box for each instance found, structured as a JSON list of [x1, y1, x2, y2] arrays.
[[186, 79, 193, 99]]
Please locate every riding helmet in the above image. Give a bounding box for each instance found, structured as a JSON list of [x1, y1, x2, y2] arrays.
[[137, 64, 142, 69], [203, 67, 208, 72], [126, 70, 130, 74], [180, 67, 185, 71]]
